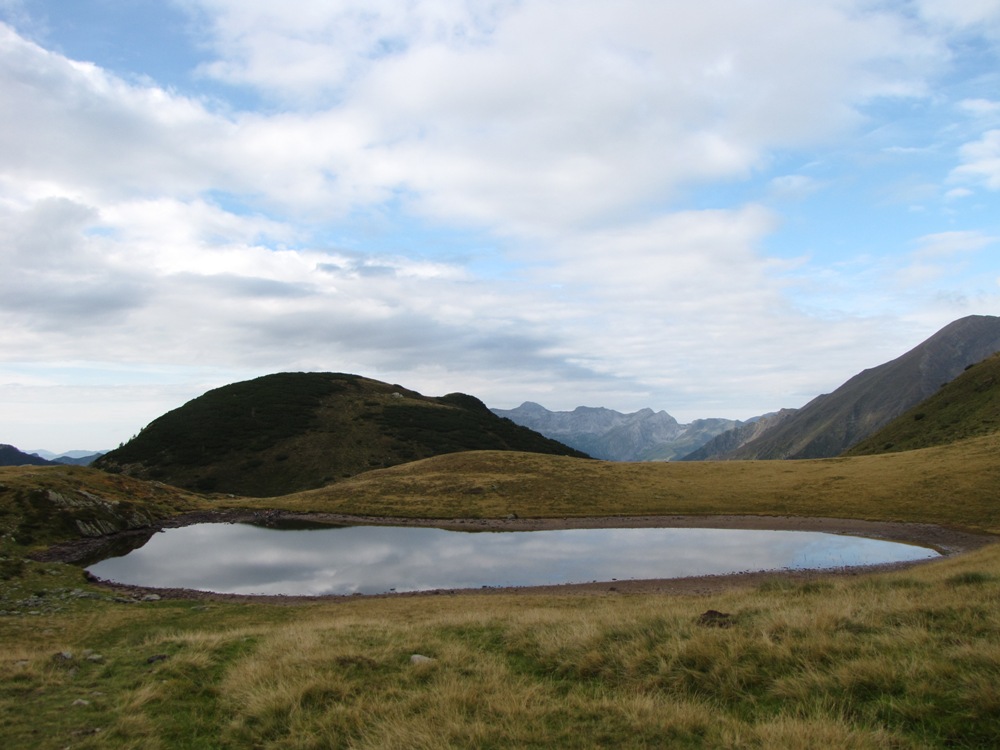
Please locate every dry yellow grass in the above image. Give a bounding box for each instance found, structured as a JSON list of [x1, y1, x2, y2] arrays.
[[3, 543, 1000, 747], [247, 433, 1000, 533], [3, 433, 1000, 747], [5, 543, 993, 748]]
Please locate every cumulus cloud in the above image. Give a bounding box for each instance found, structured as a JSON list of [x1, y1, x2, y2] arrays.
[[0, 3, 946, 234], [897, 230, 997, 287], [1, 2, 998, 450], [916, 0, 1000, 36], [0, 24, 226, 201], [959, 98, 1000, 118], [178, 0, 944, 232], [914, 230, 996, 258], [950, 130, 1000, 189]]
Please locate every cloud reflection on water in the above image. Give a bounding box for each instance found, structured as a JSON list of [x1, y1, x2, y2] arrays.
[[86, 524, 939, 596]]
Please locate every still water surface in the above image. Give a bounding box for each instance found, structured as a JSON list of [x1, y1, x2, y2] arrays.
[[86, 523, 939, 596]]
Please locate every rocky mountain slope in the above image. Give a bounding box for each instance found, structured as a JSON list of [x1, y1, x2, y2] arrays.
[[678, 410, 797, 461], [845, 350, 1000, 456], [95, 372, 588, 496], [688, 314, 1000, 460], [490, 403, 739, 461]]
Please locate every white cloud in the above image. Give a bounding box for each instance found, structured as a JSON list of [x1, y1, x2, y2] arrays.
[[897, 230, 997, 287], [950, 129, 1000, 189], [768, 175, 824, 199], [916, 0, 1000, 37], [177, 0, 944, 233], [959, 98, 1000, 118], [0, 2, 948, 236], [1, 3, 998, 449], [914, 230, 996, 258], [0, 25, 228, 202]]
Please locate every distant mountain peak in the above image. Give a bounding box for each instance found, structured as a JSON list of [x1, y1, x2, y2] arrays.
[[491, 403, 736, 461]]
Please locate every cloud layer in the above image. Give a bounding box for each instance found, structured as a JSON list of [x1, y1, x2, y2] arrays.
[[1, 1, 999, 450]]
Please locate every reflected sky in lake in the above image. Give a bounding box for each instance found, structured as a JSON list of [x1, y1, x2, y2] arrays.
[[86, 524, 940, 596]]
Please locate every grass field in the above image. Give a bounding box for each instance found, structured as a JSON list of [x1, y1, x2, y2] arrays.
[[2, 435, 999, 748], [265, 433, 1000, 534]]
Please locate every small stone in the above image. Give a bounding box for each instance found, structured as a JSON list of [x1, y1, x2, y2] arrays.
[[409, 654, 435, 665], [86, 654, 104, 663], [53, 651, 73, 661], [141, 594, 161, 602], [72, 699, 90, 707], [697, 610, 736, 628]]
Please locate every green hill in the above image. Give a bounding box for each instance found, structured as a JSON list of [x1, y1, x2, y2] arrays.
[[845, 351, 1000, 456], [94, 372, 588, 496]]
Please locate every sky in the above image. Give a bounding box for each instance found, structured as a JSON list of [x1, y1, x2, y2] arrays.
[[1, 0, 999, 453]]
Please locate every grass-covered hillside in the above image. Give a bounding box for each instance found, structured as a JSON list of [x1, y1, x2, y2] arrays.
[[95, 373, 588, 496], [845, 351, 1000, 456], [266, 435, 1000, 533]]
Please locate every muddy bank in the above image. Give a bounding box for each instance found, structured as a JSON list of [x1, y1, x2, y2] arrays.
[[38, 511, 996, 602]]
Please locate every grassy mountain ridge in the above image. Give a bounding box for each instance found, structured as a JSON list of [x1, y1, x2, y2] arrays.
[[845, 351, 1000, 456], [94, 372, 588, 496]]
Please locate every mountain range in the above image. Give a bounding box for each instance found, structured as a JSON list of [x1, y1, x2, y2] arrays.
[[30, 449, 107, 464], [489, 403, 739, 461], [495, 315, 1000, 462], [0, 445, 105, 467]]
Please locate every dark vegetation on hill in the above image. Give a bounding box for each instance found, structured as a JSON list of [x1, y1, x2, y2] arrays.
[[94, 372, 588, 496], [845, 351, 1000, 456], [0, 444, 53, 466]]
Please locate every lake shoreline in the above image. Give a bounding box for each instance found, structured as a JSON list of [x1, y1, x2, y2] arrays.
[[38, 510, 996, 602]]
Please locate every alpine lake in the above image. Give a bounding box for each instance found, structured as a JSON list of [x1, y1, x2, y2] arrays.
[[85, 522, 940, 596]]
